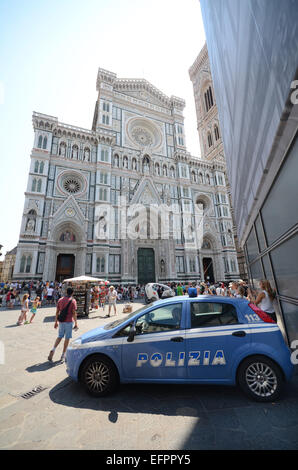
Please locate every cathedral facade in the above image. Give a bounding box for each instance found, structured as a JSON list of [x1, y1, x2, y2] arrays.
[[13, 66, 240, 284]]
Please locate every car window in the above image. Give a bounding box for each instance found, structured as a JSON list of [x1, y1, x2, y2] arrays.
[[135, 303, 182, 335], [190, 302, 238, 328], [104, 305, 148, 330]]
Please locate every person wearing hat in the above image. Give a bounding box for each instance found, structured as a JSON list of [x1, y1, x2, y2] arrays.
[[106, 285, 117, 317]]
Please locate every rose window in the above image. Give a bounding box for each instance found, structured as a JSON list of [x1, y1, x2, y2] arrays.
[[127, 117, 162, 150], [131, 127, 153, 147], [63, 177, 81, 194]]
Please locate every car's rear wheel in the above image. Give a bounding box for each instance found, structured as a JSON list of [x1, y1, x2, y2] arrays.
[[80, 355, 118, 397], [237, 355, 284, 402]]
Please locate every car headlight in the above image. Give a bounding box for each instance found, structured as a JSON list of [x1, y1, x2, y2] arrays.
[[71, 338, 82, 347]]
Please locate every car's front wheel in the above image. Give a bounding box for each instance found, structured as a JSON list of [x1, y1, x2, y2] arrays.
[[237, 355, 284, 402], [80, 355, 119, 397]]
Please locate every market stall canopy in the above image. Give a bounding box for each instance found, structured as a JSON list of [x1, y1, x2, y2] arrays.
[[63, 275, 105, 283]]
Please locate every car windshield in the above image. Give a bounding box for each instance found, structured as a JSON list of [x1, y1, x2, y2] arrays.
[[103, 305, 149, 330]]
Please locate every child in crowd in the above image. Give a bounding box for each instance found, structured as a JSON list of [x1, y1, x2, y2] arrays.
[[17, 294, 30, 325], [29, 296, 41, 323]]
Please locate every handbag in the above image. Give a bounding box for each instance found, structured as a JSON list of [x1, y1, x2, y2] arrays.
[[58, 299, 72, 322]]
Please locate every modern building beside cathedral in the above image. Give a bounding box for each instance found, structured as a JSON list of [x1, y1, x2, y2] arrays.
[[13, 66, 240, 284]]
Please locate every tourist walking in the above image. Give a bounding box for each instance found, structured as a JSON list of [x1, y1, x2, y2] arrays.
[[48, 287, 78, 363], [17, 294, 30, 325], [106, 285, 117, 317], [255, 280, 277, 322]]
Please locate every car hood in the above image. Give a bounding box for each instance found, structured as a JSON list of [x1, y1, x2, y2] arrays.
[[80, 325, 112, 343]]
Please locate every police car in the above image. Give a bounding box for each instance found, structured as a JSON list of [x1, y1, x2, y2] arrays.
[[145, 283, 175, 303], [65, 296, 294, 402]]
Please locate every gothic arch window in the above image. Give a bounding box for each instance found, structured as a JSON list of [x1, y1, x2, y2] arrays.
[[206, 173, 210, 185], [155, 162, 160, 176], [20, 255, 26, 273], [207, 132, 213, 148], [96, 256, 105, 273], [42, 136, 47, 149], [170, 166, 175, 178], [204, 86, 214, 113], [198, 172, 203, 184], [214, 124, 220, 141], [101, 149, 109, 162], [34, 161, 39, 173], [132, 158, 137, 170], [39, 161, 44, 173], [163, 165, 168, 176], [36, 179, 42, 192], [31, 178, 37, 192], [37, 135, 43, 148], [191, 171, 196, 183], [25, 255, 32, 273]]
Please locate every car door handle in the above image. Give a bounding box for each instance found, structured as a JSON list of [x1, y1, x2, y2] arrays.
[[171, 336, 184, 342], [232, 330, 246, 337]]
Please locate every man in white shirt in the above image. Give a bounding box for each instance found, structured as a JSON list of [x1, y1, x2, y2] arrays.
[[47, 286, 54, 305]]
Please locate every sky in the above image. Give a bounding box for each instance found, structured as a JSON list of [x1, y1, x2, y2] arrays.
[[0, 0, 206, 257]]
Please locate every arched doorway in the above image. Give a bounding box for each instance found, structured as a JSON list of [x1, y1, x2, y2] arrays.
[[51, 222, 84, 282], [137, 248, 155, 285], [56, 254, 75, 282], [203, 257, 214, 283]]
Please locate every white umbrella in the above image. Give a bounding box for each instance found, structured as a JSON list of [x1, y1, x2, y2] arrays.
[[63, 275, 105, 283]]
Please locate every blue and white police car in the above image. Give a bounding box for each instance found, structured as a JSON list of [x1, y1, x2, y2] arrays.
[[66, 296, 294, 402]]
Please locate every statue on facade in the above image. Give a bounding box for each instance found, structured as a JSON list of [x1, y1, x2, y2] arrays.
[[26, 218, 35, 232], [59, 144, 66, 156], [72, 147, 78, 159]]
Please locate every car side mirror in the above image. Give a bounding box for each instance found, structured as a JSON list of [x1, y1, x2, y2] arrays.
[[127, 324, 136, 343]]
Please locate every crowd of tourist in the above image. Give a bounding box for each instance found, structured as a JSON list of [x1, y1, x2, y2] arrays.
[[0, 278, 274, 310], [0, 276, 277, 332], [0, 281, 63, 308]]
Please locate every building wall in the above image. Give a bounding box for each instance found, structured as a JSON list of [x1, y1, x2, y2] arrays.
[[189, 44, 247, 280], [200, 0, 298, 344]]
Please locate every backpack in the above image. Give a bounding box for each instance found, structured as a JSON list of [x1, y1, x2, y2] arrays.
[[58, 298, 73, 322]]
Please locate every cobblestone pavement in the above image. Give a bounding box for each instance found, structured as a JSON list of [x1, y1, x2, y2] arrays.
[[0, 302, 298, 450]]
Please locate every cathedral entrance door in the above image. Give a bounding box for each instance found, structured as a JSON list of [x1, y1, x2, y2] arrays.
[[203, 257, 214, 283], [55, 254, 75, 282], [137, 248, 155, 285]]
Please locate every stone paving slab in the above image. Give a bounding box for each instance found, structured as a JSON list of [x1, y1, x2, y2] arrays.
[[0, 302, 298, 450]]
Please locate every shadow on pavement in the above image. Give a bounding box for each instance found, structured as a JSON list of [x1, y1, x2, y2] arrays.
[[26, 361, 63, 372], [49, 375, 298, 449], [43, 316, 56, 323], [49, 377, 257, 416]]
